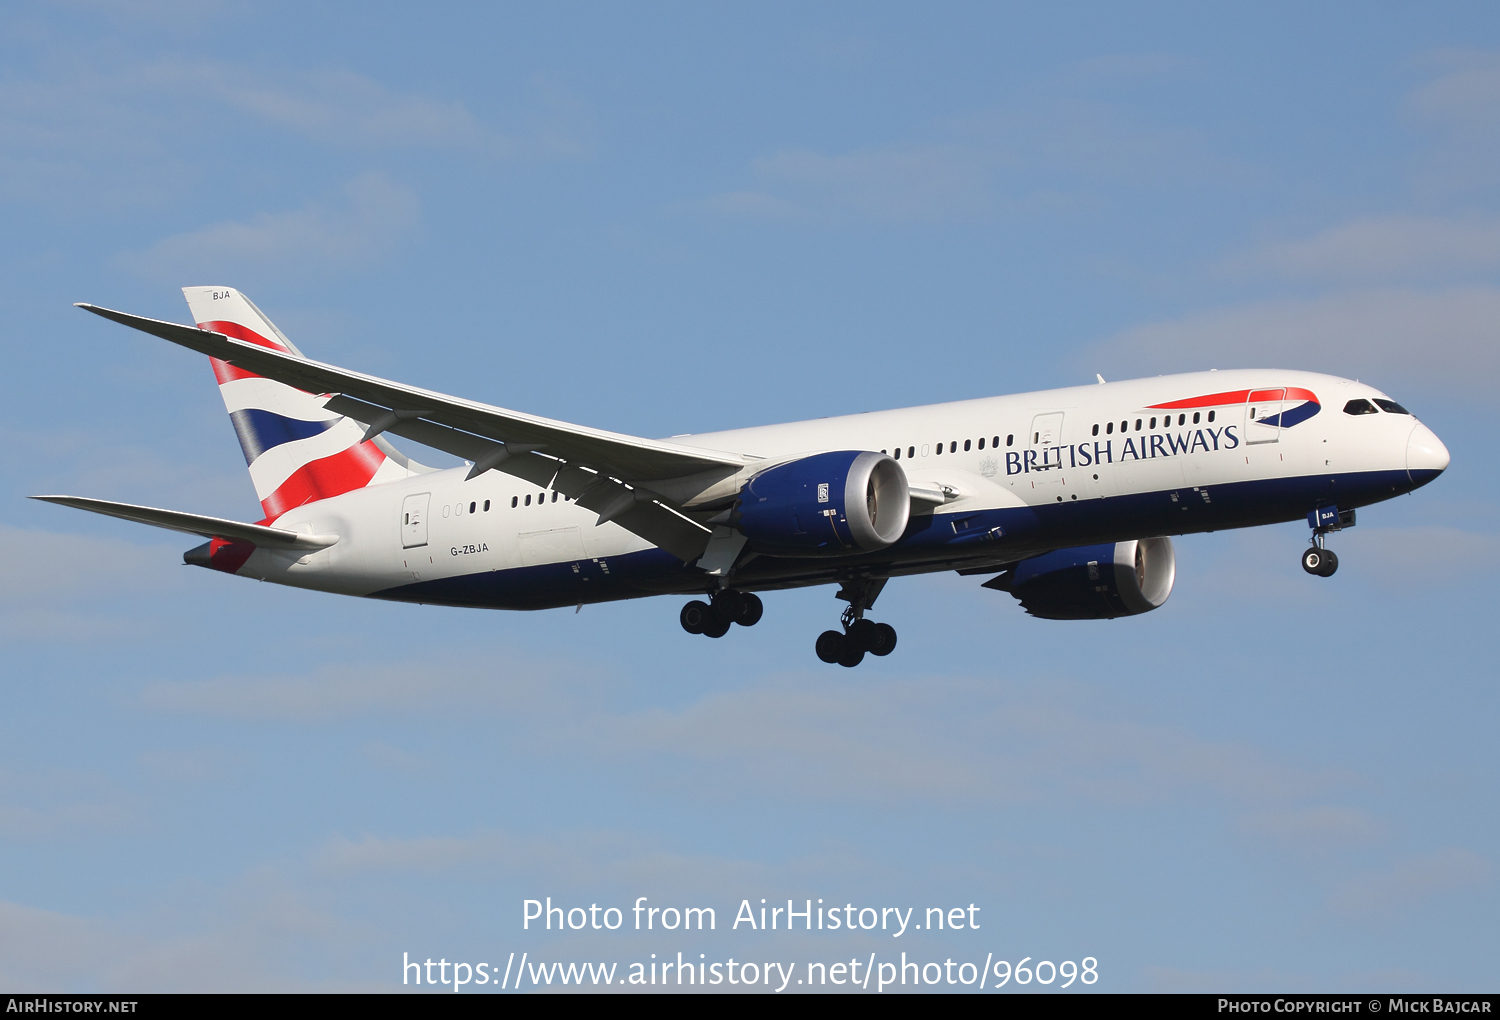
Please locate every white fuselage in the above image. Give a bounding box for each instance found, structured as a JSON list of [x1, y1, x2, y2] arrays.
[[232, 369, 1444, 609]]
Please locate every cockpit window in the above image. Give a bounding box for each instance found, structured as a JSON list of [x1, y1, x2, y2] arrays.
[[1343, 399, 1379, 415], [1373, 398, 1410, 415]]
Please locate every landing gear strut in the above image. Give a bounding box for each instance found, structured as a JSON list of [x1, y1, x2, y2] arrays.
[[1302, 506, 1353, 578], [680, 589, 763, 638], [815, 578, 898, 667]]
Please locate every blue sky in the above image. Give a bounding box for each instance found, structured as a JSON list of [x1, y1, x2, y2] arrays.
[[2, 0, 1497, 992]]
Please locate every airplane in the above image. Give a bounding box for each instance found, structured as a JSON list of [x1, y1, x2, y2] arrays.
[[37, 287, 1450, 667]]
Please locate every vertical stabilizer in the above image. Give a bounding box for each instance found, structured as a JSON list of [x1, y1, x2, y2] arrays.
[[183, 286, 425, 522]]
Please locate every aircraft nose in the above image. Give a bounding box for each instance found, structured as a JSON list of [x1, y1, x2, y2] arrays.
[[1407, 421, 1450, 484]]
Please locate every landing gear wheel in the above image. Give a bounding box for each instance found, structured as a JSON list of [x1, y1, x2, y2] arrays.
[[737, 592, 764, 627], [713, 589, 763, 627], [680, 600, 711, 634], [869, 622, 898, 657], [847, 618, 878, 652], [1302, 547, 1340, 577], [837, 644, 865, 668], [701, 610, 731, 638], [815, 630, 846, 664]]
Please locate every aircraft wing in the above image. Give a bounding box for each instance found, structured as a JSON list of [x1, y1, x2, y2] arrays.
[[32, 495, 338, 550], [76, 304, 751, 561]]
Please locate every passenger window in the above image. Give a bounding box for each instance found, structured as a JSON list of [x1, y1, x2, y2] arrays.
[[469, 501, 476, 514], [1149, 417, 1157, 429], [908, 446, 915, 458], [1092, 424, 1099, 436], [1135, 419, 1142, 431], [1192, 412, 1200, 424], [1120, 420, 1127, 432], [525, 494, 531, 505], [1178, 414, 1186, 426], [993, 436, 1001, 447], [964, 439, 971, 451], [1207, 410, 1215, 422], [950, 441, 957, 453], [404, 513, 409, 524], [893, 447, 901, 460], [511, 496, 518, 508], [552, 491, 559, 502], [1374, 398, 1410, 415], [1006, 434, 1013, 447], [935, 442, 943, 455], [484, 500, 491, 511], [1343, 399, 1379, 415], [1106, 421, 1114, 434], [977, 437, 985, 449]]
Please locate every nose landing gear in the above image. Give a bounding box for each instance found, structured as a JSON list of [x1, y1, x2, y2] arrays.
[[680, 589, 763, 638], [1302, 505, 1354, 577], [1301, 544, 1338, 577], [815, 578, 897, 667]]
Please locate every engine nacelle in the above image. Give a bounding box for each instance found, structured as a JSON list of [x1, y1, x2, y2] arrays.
[[737, 450, 910, 556], [986, 537, 1176, 619]]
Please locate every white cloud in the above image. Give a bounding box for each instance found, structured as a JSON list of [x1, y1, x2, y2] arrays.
[[1222, 216, 1500, 283], [140, 652, 606, 721], [0, 768, 138, 838], [0, 521, 192, 640], [120, 172, 420, 281], [212, 67, 506, 152], [0, 871, 369, 991], [577, 674, 1351, 809], [1328, 847, 1491, 920], [1402, 50, 1500, 196], [1082, 287, 1500, 400], [747, 144, 997, 221], [1237, 806, 1389, 856]]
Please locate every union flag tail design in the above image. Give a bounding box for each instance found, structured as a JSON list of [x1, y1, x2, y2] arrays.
[[182, 286, 425, 522]]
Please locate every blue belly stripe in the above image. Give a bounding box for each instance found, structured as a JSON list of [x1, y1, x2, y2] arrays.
[[370, 468, 1432, 611]]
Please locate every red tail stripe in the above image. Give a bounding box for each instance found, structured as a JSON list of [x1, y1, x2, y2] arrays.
[[202, 321, 285, 385], [259, 441, 386, 522], [199, 320, 287, 351], [210, 356, 262, 385], [1149, 386, 1317, 410], [206, 536, 256, 574]]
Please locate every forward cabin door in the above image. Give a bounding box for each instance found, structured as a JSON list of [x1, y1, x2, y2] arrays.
[[1244, 388, 1285, 445], [401, 492, 430, 548], [1028, 412, 1067, 500]]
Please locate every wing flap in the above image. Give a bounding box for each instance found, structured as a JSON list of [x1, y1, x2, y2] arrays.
[[31, 496, 336, 550]]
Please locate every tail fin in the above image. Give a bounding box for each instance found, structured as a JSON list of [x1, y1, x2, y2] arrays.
[[182, 286, 429, 522]]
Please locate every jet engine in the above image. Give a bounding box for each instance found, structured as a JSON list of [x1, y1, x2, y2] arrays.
[[736, 450, 910, 556], [984, 537, 1175, 619]]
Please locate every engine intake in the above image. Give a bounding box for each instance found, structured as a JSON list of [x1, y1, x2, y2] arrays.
[[737, 450, 910, 556], [985, 537, 1175, 619]]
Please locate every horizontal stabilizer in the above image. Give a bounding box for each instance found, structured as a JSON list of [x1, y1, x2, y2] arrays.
[[31, 496, 338, 550]]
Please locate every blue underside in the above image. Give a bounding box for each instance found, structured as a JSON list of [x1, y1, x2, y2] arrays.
[[368, 468, 1439, 611]]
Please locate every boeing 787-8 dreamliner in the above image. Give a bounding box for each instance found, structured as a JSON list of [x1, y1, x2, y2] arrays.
[[38, 287, 1450, 666]]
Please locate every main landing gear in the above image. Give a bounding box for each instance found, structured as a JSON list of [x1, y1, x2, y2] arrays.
[[815, 578, 898, 668], [1302, 505, 1354, 578], [680, 589, 763, 638]]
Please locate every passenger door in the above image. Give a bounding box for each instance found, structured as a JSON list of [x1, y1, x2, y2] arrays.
[[401, 492, 430, 549], [1244, 388, 1285, 445], [1027, 412, 1067, 499]]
